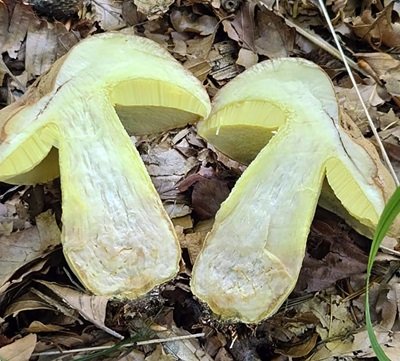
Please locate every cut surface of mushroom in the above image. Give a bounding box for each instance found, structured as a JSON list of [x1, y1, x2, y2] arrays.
[[192, 58, 398, 323], [0, 33, 210, 297]]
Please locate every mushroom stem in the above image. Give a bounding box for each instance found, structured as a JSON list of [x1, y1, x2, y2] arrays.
[[57, 92, 179, 297], [192, 104, 334, 322]]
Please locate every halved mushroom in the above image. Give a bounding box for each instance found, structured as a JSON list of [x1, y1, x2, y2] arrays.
[[0, 32, 210, 298], [191, 58, 399, 323]]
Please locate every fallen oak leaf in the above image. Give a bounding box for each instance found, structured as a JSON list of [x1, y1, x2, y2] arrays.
[[0, 333, 37, 361], [0, 210, 60, 288], [36, 280, 122, 339]]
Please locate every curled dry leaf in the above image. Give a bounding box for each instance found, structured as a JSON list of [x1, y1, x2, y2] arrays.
[[2, 3, 34, 59], [37, 280, 122, 339], [156, 326, 213, 361], [88, 0, 126, 30], [26, 19, 79, 78], [0, 211, 60, 288], [295, 208, 368, 294], [349, 3, 400, 48], [0, 333, 37, 361], [171, 10, 218, 36], [309, 329, 400, 360], [3, 290, 56, 318], [133, 0, 174, 19], [357, 52, 400, 98]]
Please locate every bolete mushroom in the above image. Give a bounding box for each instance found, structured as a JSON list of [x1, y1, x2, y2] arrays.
[[191, 58, 398, 323], [0, 33, 210, 297]]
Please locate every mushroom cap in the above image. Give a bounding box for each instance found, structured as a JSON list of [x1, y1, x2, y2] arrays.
[[0, 32, 210, 184], [197, 58, 337, 164], [197, 57, 398, 235]]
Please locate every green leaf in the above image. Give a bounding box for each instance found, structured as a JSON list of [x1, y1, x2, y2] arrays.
[[366, 186, 400, 361]]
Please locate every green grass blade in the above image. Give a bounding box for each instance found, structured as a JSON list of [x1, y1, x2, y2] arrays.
[[366, 187, 400, 360]]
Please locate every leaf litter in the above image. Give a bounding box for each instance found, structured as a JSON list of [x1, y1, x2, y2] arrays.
[[1, 0, 400, 359]]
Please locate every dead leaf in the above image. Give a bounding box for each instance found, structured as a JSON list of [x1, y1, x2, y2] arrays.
[[375, 275, 400, 330], [357, 52, 400, 98], [2, 3, 34, 58], [89, 0, 126, 30], [0, 259, 49, 295], [176, 226, 206, 265], [300, 293, 356, 342], [134, 0, 174, 19], [276, 333, 318, 358], [0, 211, 60, 288], [349, 3, 400, 48], [25, 320, 64, 333], [236, 48, 258, 68], [118, 349, 146, 361], [146, 345, 175, 361], [156, 326, 213, 360], [37, 280, 123, 339], [0, 2, 8, 49], [310, 329, 400, 360], [295, 208, 368, 293], [222, 1, 256, 50], [254, 9, 294, 58], [4, 291, 56, 318], [26, 19, 77, 78], [0, 333, 37, 361], [171, 10, 218, 36]]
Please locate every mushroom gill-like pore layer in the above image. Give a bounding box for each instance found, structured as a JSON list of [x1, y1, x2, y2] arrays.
[[192, 58, 398, 323]]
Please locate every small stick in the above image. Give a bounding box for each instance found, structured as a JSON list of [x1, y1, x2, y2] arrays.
[[31, 332, 205, 357], [317, 0, 399, 186]]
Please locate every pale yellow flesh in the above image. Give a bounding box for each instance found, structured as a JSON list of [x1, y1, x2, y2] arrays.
[[56, 90, 181, 297], [192, 58, 396, 323], [0, 33, 211, 297]]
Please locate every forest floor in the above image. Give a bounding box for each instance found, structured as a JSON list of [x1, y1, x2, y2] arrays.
[[1, 0, 400, 360]]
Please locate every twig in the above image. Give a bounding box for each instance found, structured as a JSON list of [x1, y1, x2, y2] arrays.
[[317, 0, 399, 186], [31, 332, 205, 357], [258, 3, 369, 78], [284, 17, 367, 77]]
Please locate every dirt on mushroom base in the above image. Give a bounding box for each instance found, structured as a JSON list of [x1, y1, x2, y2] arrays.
[[1, 1, 400, 360]]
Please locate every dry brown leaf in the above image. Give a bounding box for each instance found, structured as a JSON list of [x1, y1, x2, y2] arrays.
[[156, 326, 213, 361], [0, 333, 37, 361], [25, 320, 64, 333], [295, 209, 368, 293], [357, 52, 400, 98], [118, 349, 146, 360], [146, 345, 175, 361], [254, 9, 294, 58], [276, 333, 318, 358], [236, 48, 258, 68], [37, 280, 123, 339], [0, 211, 60, 288], [2, 3, 34, 58], [4, 291, 56, 318], [375, 276, 400, 330], [310, 329, 400, 360], [176, 226, 206, 265], [349, 3, 400, 48], [222, 1, 256, 50], [171, 10, 218, 36], [0, 1, 8, 49], [133, 0, 174, 19], [89, 0, 126, 30], [26, 20, 78, 78], [0, 259, 49, 295]]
